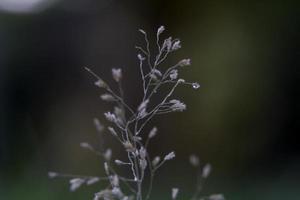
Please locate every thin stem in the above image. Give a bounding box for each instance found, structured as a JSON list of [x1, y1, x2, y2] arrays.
[[107, 162, 137, 194], [145, 152, 154, 200], [135, 46, 148, 56], [85, 67, 136, 116], [49, 173, 109, 180], [143, 32, 153, 70], [137, 80, 181, 135], [139, 59, 146, 95]]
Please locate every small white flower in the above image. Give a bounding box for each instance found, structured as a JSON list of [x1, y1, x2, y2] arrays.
[[86, 177, 100, 185], [94, 79, 107, 88], [137, 99, 149, 119], [48, 172, 58, 178], [69, 178, 85, 192], [100, 93, 115, 101], [169, 99, 186, 111], [94, 189, 113, 200], [137, 108, 147, 119], [169, 69, 178, 80], [112, 187, 123, 198], [178, 58, 191, 67], [112, 68, 122, 82], [172, 188, 179, 199], [189, 154, 200, 167], [93, 118, 104, 132], [133, 136, 142, 141], [123, 141, 135, 152], [108, 126, 118, 137], [114, 106, 124, 119], [148, 127, 158, 138], [115, 159, 128, 165], [157, 25, 165, 36], [103, 148, 112, 161], [209, 194, 225, 200], [80, 142, 93, 150], [137, 54, 146, 61], [149, 73, 158, 81], [104, 162, 110, 175], [164, 151, 175, 160], [202, 163, 212, 178], [139, 29, 146, 34], [152, 69, 162, 77], [104, 112, 117, 123], [152, 156, 161, 166], [163, 37, 172, 50], [111, 175, 119, 187], [138, 99, 149, 112], [139, 147, 147, 159], [171, 40, 181, 51], [178, 78, 185, 83], [139, 158, 147, 170]]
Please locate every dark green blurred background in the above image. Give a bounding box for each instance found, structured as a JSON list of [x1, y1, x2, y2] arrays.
[[0, 0, 299, 199]]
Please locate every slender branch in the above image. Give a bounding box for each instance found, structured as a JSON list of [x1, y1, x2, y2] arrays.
[[137, 80, 181, 135], [85, 67, 136, 116]]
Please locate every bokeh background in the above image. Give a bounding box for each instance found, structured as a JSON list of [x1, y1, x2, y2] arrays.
[[0, 0, 299, 199]]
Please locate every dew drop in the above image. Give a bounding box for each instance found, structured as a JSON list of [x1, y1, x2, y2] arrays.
[[192, 82, 200, 89]]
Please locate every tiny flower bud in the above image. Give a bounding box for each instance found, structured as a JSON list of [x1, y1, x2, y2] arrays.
[[163, 37, 172, 50], [133, 136, 142, 141], [139, 147, 147, 159], [172, 188, 179, 199], [87, 177, 100, 185], [139, 159, 147, 170], [103, 148, 112, 161], [169, 70, 178, 80], [104, 162, 109, 175], [80, 142, 93, 150], [157, 25, 165, 36], [178, 59, 191, 67], [189, 154, 200, 167], [69, 178, 85, 192], [152, 69, 162, 77], [48, 172, 58, 178], [115, 160, 127, 165], [171, 40, 181, 51], [164, 151, 175, 160], [139, 29, 146, 34], [137, 54, 145, 61], [104, 112, 117, 123], [108, 127, 118, 137], [169, 99, 186, 111], [111, 175, 119, 187], [94, 79, 107, 88], [123, 141, 135, 152], [152, 156, 161, 166], [138, 99, 149, 112], [148, 127, 158, 139], [178, 79, 185, 83], [93, 118, 104, 132], [112, 68, 122, 82], [208, 194, 225, 200], [100, 93, 115, 101], [202, 163, 212, 178]]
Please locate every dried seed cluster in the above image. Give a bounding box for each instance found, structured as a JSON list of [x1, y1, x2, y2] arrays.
[[49, 26, 224, 200]]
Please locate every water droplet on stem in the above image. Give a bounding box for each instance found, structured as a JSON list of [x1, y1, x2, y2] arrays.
[[192, 82, 200, 89]]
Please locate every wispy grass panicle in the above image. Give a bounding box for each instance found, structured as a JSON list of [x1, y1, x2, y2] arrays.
[[49, 26, 224, 200]]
